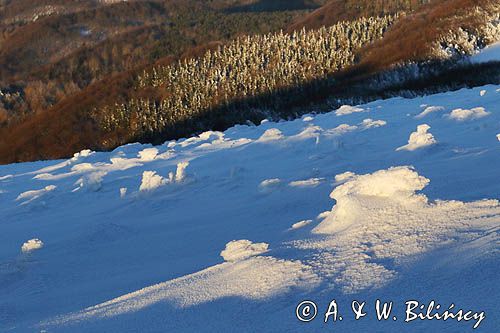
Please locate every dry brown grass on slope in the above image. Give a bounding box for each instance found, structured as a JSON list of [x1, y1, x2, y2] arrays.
[[1, 0, 498, 165], [356, 0, 499, 72], [287, 0, 432, 31]]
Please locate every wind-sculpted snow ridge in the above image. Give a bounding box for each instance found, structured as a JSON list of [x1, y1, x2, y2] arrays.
[[1, 84, 499, 332], [415, 105, 445, 119], [45, 166, 500, 327], [298, 166, 500, 293], [48, 256, 320, 325]]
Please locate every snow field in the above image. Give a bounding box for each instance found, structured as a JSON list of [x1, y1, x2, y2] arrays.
[[0, 84, 499, 332]]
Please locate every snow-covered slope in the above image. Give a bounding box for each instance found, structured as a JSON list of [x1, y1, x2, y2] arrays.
[[0, 85, 499, 332], [472, 41, 500, 63]]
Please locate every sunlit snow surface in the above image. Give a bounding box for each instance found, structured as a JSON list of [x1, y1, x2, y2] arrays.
[[472, 41, 500, 63], [0, 85, 499, 332]]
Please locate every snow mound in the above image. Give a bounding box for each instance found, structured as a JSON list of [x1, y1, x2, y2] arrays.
[[415, 106, 445, 119], [139, 162, 189, 192], [74, 171, 106, 192], [396, 124, 437, 151], [289, 178, 324, 188], [21, 239, 44, 253], [139, 171, 167, 192], [175, 162, 189, 183], [334, 171, 356, 183], [258, 178, 282, 193], [198, 131, 224, 141], [16, 185, 56, 205], [138, 148, 159, 161], [302, 166, 500, 293], [335, 105, 366, 116], [324, 124, 358, 136], [291, 125, 323, 141], [258, 128, 284, 141], [70, 163, 94, 173], [446, 107, 490, 121], [220, 240, 269, 262], [360, 118, 386, 129], [314, 166, 429, 234], [290, 220, 312, 230], [72, 149, 94, 160]]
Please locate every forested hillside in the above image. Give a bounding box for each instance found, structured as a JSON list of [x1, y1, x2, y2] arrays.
[[92, 16, 395, 145], [0, 0, 498, 164], [0, 0, 311, 122]]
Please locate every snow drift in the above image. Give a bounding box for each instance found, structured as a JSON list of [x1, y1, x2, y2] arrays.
[[396, 124, 437, 151], [313, 166, 430, 234], [21, 239, 44, 253], [220, 240, 269, 262], [1, 84, 499, 332]]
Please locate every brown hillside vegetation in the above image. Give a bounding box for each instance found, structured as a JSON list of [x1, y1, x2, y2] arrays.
[[0, 0, 499, 164], [288, 0, 432, 31], [356, 0, 500, 71], [0, 70, 135, 162], [0, 1, 310, 124]]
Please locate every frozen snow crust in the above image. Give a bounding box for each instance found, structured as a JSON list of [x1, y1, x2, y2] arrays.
[[0, 85, 499, 332]]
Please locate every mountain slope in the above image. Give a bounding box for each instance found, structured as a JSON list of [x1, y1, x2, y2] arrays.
[[0, 0, 310, 120], [0, 0, 498, 165], [0, 83, 499, 332], [287, 0, 431, 31]]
